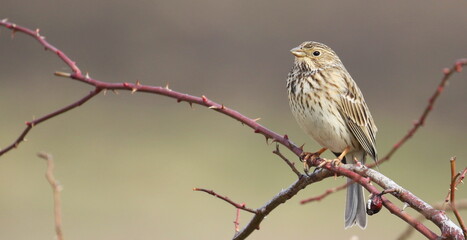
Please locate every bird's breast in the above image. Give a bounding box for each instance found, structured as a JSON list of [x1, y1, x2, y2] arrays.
[[287, 76, 359, 153]]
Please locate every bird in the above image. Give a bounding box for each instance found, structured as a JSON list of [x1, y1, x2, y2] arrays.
[[286, 41, 378, 229]]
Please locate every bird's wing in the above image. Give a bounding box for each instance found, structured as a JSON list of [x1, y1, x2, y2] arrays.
[[338, 85, 378, 160]]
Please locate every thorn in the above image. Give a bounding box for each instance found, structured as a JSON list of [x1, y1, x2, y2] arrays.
[[437, 86, 444, 93], [402, 202, 409, 211], [135, 80, 141, 86], [131, 88, 137, 94], [23, 138, 28, 142], [202, 95, 208, 103], [221, 104, 225, 110], [265, 136, 270, 145], [208, 105, 218, 109], [299, 143, 305, 151], [35, 28, 40, 36], [455, 62, 463, 72], [165, 82, 171, 90], [189, 102, 193, 108], [85, 72, 90, 79], [25, 121, 34, 127], [443, 68, 450, 74], [252, 118, 261, 122], [112, 89, 119, 95], [37, 152, 51, 160], [283, 134, 289, 140], [11, 28, 16, 38], [54, 71, 71, 78], [1, 18, 8, 23], [103, 89, 107, 95], [274, 143, 280, 151], [177, 99, 182, 103]]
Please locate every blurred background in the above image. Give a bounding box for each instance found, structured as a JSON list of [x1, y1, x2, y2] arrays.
[[0, 0, 466, 239]]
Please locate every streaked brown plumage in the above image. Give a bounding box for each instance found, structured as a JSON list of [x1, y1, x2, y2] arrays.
[[286, 41, 378, 229]]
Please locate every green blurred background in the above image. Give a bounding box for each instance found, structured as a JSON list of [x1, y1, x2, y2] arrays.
[[1, 1, 466, 239]]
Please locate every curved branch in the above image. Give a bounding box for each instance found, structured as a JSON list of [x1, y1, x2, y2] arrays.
[[374, 58, 467, 166], [0, 19, 302, 158]]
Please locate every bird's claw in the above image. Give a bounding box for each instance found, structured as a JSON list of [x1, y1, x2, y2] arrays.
[[300, 151, 322, 174], [317, 158, 343, 168]]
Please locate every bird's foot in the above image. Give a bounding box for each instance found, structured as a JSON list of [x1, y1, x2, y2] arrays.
[[317, 158, 343, 168], [300, 152, 317, 173], [300, 148, 327, 174]]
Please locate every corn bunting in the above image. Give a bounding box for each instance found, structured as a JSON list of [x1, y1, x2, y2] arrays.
[[286, 41, 378, 229]]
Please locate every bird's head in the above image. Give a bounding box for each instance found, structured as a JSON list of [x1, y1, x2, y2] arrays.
[[290, 41, 342, 70]]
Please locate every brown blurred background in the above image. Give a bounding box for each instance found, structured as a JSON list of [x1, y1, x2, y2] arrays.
[[1, 1, 466, 239]]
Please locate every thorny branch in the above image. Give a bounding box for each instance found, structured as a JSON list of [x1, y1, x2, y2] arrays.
[[302, 57, 467, 204], [37, 152, 64, 240], [1, 20, 466, 240], [374, 59, 467, 166]]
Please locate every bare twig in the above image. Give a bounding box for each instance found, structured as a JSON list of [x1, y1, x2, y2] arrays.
[[193, 188, 255, 233], [0, 88, 101, 156], [234, 206, 243, 232], [272, 144, 302, 178], [37, 152, 64, 240], [193, 188, 257, 214], [374, 58, 467, 166], [300, 181, 352, 204], [449, 157, 467, 237]]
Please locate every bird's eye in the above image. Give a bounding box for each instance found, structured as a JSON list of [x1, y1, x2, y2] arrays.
[[312, 51, 321, 56]]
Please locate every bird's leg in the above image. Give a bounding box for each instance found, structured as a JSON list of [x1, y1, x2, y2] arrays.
[[300, 147, 327, 173], [316, 146, 351, 168], [332, 146, 350, 167]]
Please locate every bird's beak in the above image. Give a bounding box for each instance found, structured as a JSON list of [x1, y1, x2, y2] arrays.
[[290, 47, 306, 57]]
